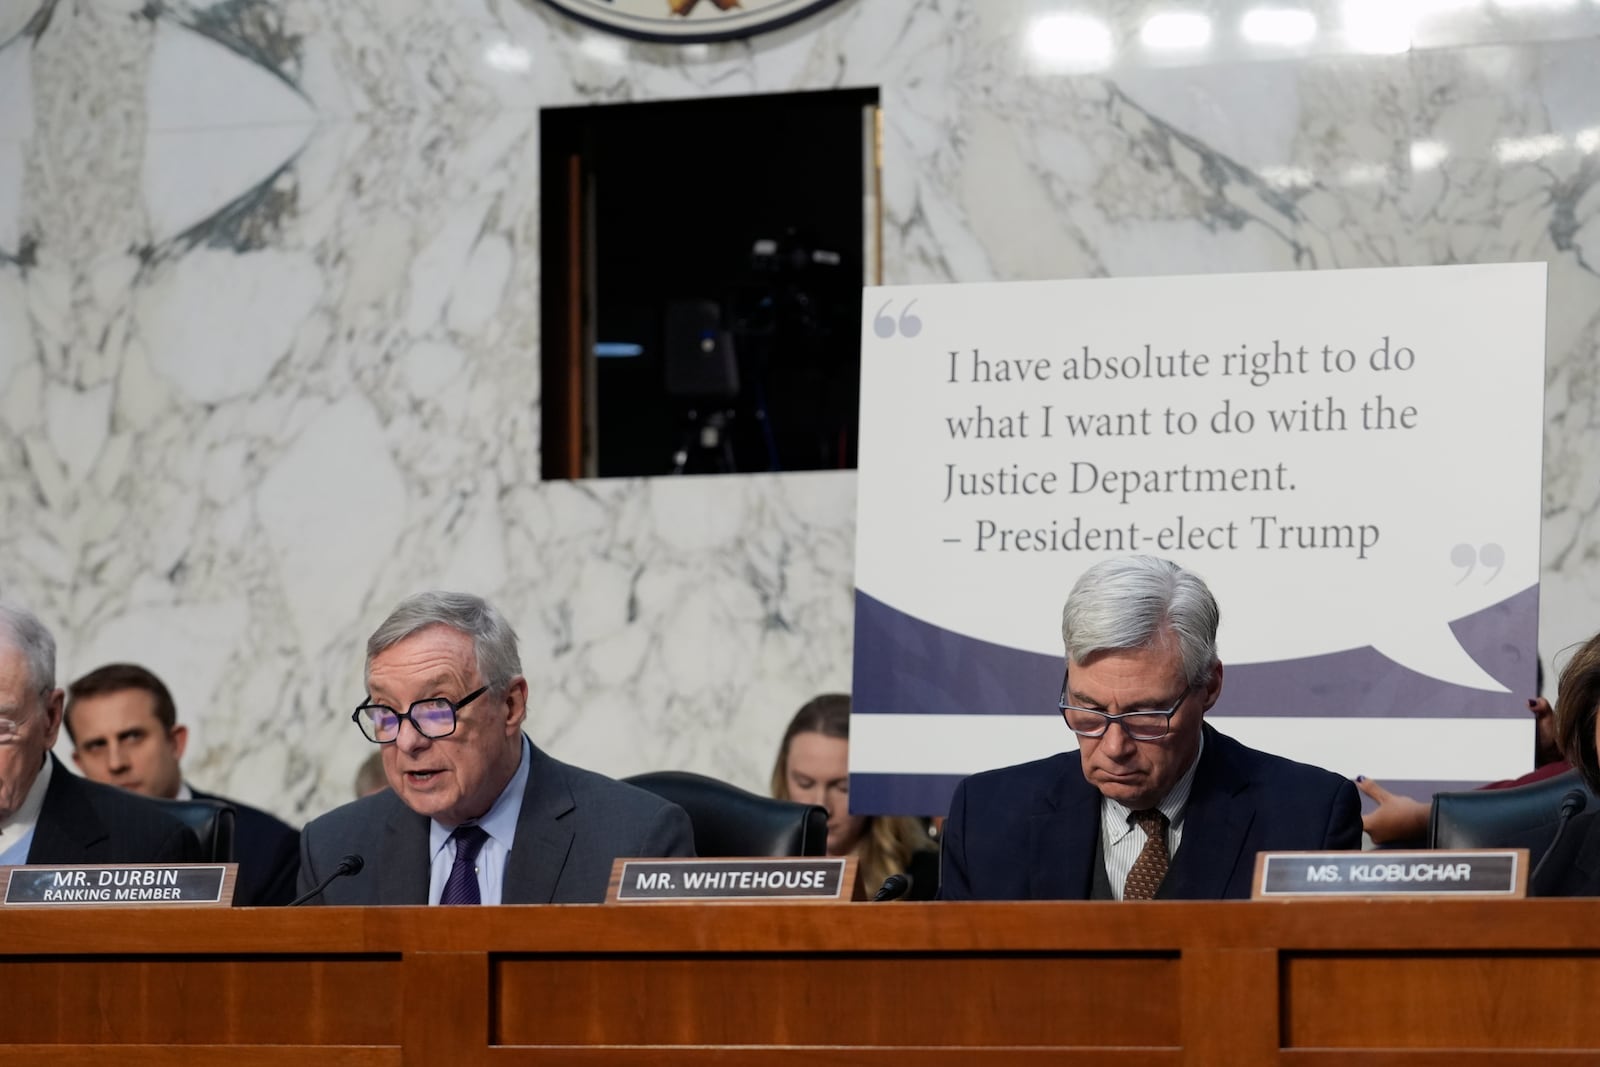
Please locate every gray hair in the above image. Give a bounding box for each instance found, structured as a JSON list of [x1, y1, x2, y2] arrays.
[[0, 601, 57, 693], [1061, 556, 1220, 685], [365, 591, 522, 691]]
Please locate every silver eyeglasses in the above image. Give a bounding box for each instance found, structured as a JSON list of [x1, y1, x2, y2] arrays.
[[1058, 670, 1191, 741], [352, 686, 488, 744]]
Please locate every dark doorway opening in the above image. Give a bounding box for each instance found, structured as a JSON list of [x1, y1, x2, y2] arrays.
[[541, 87, 881, 479]]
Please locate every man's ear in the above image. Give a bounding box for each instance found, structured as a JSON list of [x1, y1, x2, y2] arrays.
[[1200, 662, 1224, 713], [42, 687, 64, 748], [170, 723, 189, 759], [503, 676, 529, 734]]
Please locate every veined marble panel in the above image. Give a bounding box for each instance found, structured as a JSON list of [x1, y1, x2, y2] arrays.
[[2, 0, 1599, 823]]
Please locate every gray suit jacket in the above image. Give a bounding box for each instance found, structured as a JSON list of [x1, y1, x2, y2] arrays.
[[296, 739, 695, 904]]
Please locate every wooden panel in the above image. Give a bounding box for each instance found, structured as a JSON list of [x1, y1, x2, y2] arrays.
[[1181, 948, 1278, 1067], [6, 901, 1600, 1061], [1284, 1053, 1600, 1066], [484, 1049, 1182, 1066], [1282, 953, 1600, 1049], [0, 957, 400, 1045], [0, 1047, 398, 1067], [492, 953, 1179, 1047], [405, 952, 487, 1067]]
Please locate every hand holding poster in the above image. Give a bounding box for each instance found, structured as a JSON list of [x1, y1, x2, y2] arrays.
[[850, 264, 1545, 815]]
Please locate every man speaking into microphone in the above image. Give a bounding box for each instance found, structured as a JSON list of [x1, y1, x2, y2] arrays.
[[297, 592, 693, 905]]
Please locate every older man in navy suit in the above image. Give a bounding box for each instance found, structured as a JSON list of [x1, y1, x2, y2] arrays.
[[298, 591, 693, 905], [939, 556, 1360, 901]]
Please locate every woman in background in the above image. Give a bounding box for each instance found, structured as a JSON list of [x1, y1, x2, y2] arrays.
[[771, 693, 939, 899], [1533, 632, 1600, 896]]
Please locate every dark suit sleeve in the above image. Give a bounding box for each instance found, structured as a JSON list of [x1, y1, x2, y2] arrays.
[[253, 829, 302, 906], [1322, 778, 1363, 850], [936, 778, 973, 900], [296, 821, 322, 901], [639, 801, 696, 858]]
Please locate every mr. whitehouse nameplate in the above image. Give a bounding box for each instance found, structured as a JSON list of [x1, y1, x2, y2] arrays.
[[2, 864, 237, 907], [608, 856, 857, 903], [1252, 849, 1527, 899]]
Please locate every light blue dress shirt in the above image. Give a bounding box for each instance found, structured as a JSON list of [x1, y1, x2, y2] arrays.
[[426, 734, 531, 905]]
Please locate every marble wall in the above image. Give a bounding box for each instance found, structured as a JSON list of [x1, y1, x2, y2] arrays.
[[2, 0, 1598, 821]]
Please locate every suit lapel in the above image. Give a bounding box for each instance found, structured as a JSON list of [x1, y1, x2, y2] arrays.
[[1165, 725, 1255, 900], [1028, 759, 1101, 900], [503, 743, 575, 905], [377, 801, 431, 905], [28, 755, 109, 861]]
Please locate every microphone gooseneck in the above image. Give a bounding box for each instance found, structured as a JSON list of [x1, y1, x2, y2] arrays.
[[1530, 790, 1588, 891], [289, 853, 365, 907]]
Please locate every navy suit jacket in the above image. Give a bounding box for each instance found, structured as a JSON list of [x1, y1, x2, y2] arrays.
[[26, 754, 202, 864], [191, 788, 300, 907], [939, 724, 1361, 900], [297, 739, 694, 905]]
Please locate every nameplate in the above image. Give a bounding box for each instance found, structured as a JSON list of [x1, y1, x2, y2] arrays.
[[607, 856, 857, 904], [1, 864, 237, 907], [1252, 849, 1527, 899]]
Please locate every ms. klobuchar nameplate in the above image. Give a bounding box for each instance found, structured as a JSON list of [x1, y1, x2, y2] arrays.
[[608, 856, 857, 903], [1252, 850, 1527, 899], [2, 864, 236, 907]]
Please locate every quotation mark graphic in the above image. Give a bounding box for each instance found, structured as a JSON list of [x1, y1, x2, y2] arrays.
[[874, 299, 922, 339], [1451, 543, 1505, 585]]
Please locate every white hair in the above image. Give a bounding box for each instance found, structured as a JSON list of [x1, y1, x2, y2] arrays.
[[366, 591, 522, 690], [0, 601, 56, 692], [1061, 556, 1220, 685]]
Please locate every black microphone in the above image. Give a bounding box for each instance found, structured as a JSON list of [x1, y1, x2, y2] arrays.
[[873, 873, 912, 902], [1530, 790, 1587, 891], [289, 854, 365, 906]]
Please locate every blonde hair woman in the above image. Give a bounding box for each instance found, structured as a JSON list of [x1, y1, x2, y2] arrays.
[[771, 694, 937, 899]]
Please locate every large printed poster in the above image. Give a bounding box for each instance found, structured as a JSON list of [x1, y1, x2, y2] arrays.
[[849, 264, 1546, 815]]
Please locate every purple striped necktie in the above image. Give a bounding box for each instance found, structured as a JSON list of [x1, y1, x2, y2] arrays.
[[440, 824, 490, 905]]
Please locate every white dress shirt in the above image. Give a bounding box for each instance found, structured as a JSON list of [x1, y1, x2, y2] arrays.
[[1099, 731, 1204, 900], [0, 752, 53, 866]]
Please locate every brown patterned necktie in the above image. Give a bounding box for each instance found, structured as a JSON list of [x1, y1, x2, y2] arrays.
[[1122, 809, 1170, 901]]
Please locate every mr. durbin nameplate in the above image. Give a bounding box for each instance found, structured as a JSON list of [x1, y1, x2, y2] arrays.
[[2, 864, 236, 906]]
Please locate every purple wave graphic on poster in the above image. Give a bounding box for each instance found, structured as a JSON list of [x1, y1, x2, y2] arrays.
[[852, 583, 1538, 719]]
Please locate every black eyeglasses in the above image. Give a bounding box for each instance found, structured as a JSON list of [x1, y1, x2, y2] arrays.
[[352, 686, 489, 744], [1058, 669, 1190, 741]]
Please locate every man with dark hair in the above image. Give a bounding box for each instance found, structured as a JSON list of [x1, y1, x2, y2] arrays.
[[298, 591, 694, 905], [65, 663, 299, 906], [0, 604, 200, 866], [939, 556, 1361, 901]]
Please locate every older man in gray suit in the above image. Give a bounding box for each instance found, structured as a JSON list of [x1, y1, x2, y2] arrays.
[[298, 592, 693, 905]]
